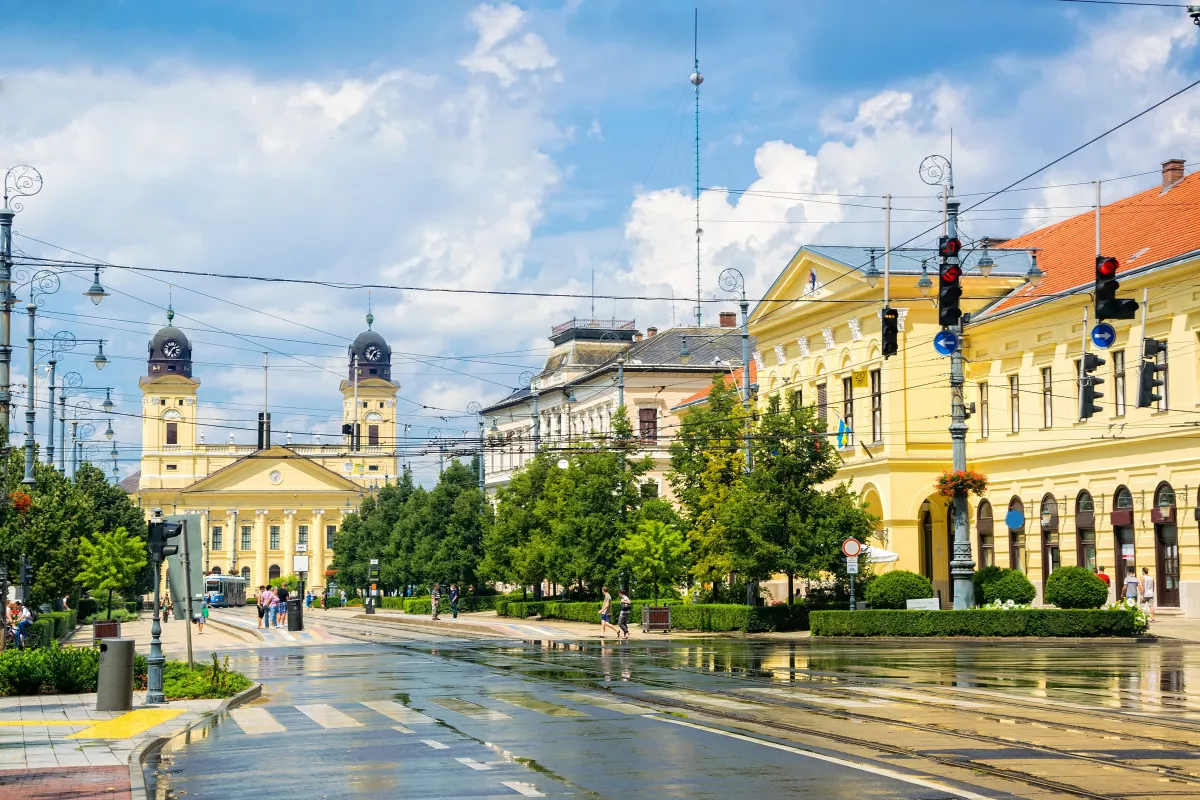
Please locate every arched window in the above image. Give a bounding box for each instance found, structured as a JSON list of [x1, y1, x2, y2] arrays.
[[268, 564, 281, 581], [919, 500, 934, 579], [241, 566, 251, 581], [210, 566, 222, 575], [976, 500, 995, 568], [1008, 497, 1025, 572], [1154, 481, 1180, 608], [1076, 490, 1096, 570], [1113, 485, 1135, 589], [1040, 494, 1061, 578]]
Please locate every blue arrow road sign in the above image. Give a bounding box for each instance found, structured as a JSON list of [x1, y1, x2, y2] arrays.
[[933, 330, 959, 356], [1091, 322, 1116, 349]]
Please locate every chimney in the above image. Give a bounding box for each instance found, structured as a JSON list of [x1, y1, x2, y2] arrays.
[[1162, 158, 1185, 190], [719, 312, 737, 328], [257, 412, 271, 450], [633, 333, 643, 342], [646, 327, 658, 337]]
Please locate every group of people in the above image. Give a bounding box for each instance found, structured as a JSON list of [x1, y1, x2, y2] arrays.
[[256, 584, 290, 629], [5, 601, 33, 648], [1095, 565, 1156, 621], [430, 584, 461, 620]]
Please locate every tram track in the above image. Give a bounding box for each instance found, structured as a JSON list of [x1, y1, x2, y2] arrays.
[[311, 615, 1200, 799]]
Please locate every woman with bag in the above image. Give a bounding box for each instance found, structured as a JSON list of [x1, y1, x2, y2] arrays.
[[616, 590, 632, 640]]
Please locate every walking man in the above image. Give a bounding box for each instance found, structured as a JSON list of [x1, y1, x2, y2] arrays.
[[257, 585, 270, 629], [616, 589, 632, 640], [598, 586, 621, 639], [431, 584, 441, 621], [1139, 567, 1156, 622], [276, 584, 289, 628], [450, 584, 460, 619]]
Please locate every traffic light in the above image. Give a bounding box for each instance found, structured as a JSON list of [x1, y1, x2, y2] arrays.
[[148, 519, 183, 563], [881, 306, 899, 358], [1079, 353, 1105, 420], [1095, 255, 1139, 320], [938, 235, 962, 259], [938, 260, 963, 328], [1137, 337, 1167, 408], [19, 554, 31, 587]]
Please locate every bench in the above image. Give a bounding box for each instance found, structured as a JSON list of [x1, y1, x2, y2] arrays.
[[642, 606, 671, 634], [92, 619, 121, 644]]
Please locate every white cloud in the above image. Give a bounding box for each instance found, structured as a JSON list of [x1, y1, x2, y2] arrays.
[[460, 3, 558, 88]]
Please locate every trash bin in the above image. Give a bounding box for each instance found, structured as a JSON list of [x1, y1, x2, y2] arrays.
[[287, 597, 303, 631], [96, 638, 134, 712], [365, 596, 375, 615]]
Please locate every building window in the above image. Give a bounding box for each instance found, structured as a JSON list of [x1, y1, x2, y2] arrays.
[[368, 465, 379, 471], [165, 464, 177, 471], [841, 377, 854, 448], [817, 383, 828, 425], [241, 566, 251, 581], [211, 526, 223, 550], [1041, 367, 1053, 428], [1113, 350, 1126, 416], [269, 526, 280, 550], [326, 525, 337, 549], [297, 525, 308, 546], [240, 526, 252, 550], [368, 425, 379, 446], [640, 481, 658, 498], [870, 369, 882, 443], [978, 382, 989, 438], [977, 500, 994, 568], [1157, 345, 1169, 411], [638, 408, 657, 442], [268, 565, 281, 581], [1009, 375, 1019, 433], [166, 422, 178, 445]]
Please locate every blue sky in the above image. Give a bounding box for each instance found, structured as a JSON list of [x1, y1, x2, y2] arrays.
[[2, 0, 1198, 483]]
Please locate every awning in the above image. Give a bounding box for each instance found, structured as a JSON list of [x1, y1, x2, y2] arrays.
[[863, 546, 899, 563]]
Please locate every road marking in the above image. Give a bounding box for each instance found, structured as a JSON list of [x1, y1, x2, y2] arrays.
[[421, 738, 449, 750], [456, 756, 491, 771], [68, 708, 185, 739], [856, 687, 986, 708], [501, 781, 545, 797], [744, 688, 886, 708], [647, 715, 994, 800], [0, 720, 92, 726], [647, 689, 764, 711], [490, 692, 588, 717], [392, 724, 413, 734], [295, 704, 362, 729], [361, 700, 436, 725], [558, 692, 658, 715], [430, 697, 511, 720], [230, 708, 285, 735]]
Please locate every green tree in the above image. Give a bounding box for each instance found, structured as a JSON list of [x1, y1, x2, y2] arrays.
[[620, 519, 689, 603], [76, 526, 148, 619], [481, 454, 554, 597], [75, 462, 152, 594]]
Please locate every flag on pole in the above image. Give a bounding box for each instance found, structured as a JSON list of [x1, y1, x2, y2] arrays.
[[836, 419, 850, 449]]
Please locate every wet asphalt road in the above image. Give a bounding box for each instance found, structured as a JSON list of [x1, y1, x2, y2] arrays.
[[147, 638, 986, 800]]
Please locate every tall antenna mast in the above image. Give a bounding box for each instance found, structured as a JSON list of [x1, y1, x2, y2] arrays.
[[691, 7, 704, 328]]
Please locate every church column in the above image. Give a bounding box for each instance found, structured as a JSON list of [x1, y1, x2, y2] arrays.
[[311, 509, 326, 591], [282, 509, 296, 579], [226, 510, 238, 579], [200, 509, 210, 574], [254, 509, 268, 588]]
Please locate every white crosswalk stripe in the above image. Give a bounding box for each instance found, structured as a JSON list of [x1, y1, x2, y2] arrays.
[[229, 708, 285, 734], [502, 781, 545, 797], [361, 700, 437, 725], [456, 757, 491, 770], [295, 703, 362, 729], [422, 738, 449, 750]]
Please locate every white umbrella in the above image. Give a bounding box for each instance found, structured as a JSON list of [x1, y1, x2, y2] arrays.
[[863, 545, 899, 563]]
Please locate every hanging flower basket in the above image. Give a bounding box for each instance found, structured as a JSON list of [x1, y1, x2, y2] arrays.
[[935, 469, 988, 498], [9, 490, 32, 515], [325, 568, 338, 578]]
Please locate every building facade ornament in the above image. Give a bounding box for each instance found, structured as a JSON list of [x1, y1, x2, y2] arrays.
[[797, 337, 810, 357], [822, 328, 836, 350], [773, 344, 787, 365]]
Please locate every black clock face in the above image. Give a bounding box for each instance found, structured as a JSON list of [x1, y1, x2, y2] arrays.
[[162, 340, 182, 359], [364, 344, 382, 362]]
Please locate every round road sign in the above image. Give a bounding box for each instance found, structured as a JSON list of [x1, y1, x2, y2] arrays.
[[841, 538, 862, 557]]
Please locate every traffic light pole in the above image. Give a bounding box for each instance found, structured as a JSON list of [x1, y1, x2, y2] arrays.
[[147, 557, 165, 705], [946, 200, 976, 609]]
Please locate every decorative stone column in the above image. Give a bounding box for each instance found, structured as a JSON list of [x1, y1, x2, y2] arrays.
[[226, 509, 238, 579], [282, 509, 296, 578], [254, 509, 268, 588], [311, 508, 325, 590]]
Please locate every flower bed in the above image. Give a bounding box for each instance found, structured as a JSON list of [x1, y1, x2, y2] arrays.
[[810, 608, 1143, 637]]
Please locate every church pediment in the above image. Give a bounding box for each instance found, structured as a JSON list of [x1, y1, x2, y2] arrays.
[[180, 446, 361, 495], [750, 248, 874, 327]]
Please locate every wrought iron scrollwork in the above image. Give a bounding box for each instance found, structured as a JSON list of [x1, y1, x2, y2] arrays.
[[919, 154, 953, 188], [3, 165, 43, 213], [718, 267, 744, 294]]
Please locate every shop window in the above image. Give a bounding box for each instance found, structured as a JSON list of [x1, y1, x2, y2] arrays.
[[1008, 496, 1025, 572]]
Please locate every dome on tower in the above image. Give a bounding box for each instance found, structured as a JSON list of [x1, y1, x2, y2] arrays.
[[147, 305, 193, 378], [349, 311, 391, 381]]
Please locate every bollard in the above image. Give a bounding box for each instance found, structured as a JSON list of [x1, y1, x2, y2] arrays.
[[287, 597, 303, 631], [96, 638, 135, 711]]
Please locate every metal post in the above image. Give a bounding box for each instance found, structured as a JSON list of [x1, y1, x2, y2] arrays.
[[616, 355, 625, 408], [147, 558, 165, 705], [181, 520, 194, 669], [531, 390, 540, 453], [946, 199, 976, 609], [70, 420, 78, 481], [849, 573, 856, 611], [477, 415, 485, 491], [22, 302, 36, 484], [0, 564, 7, 654], [0, 205, 12, 438], [45, 359, 56, 466], [883, 193, 892, 305], [351, 353, 358, 452], [740, 292, 752, 472], [1095, 180, 1101, 255], [57, 393, 66, 474]]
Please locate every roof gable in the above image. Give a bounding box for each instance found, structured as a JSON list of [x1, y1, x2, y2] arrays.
[[181, 446, 362, 495]]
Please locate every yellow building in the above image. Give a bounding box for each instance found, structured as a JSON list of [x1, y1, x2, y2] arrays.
[[747, 161, 1200, 617], [129, 308, 401, 590]]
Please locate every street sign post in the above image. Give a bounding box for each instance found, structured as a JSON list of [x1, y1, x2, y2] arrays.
[[1091, 322, 1116, 349], [933, 330, 959, 356], [846, 557, 859, 574], [842, 539, 862, 610], [841, 538, 862, 558]]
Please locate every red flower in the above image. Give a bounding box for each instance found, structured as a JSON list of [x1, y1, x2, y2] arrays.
[[9, 490, 32, 515]]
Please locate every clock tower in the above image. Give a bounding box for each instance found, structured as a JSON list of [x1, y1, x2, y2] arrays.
[[341, 311, 399, 455], [139, 305, 200, 489]]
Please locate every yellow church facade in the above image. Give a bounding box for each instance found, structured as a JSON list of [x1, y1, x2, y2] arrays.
[[129, 308, 401, 591], [748, 163, 1200, 617]]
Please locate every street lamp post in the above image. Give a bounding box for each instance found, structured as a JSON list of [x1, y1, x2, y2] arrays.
[[467, 401, 484, 491], [719, 268, 753, 473], [1, 166, 43, 438]]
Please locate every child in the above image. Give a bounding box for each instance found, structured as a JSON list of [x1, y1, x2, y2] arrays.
[[198, 600, 209, 633]]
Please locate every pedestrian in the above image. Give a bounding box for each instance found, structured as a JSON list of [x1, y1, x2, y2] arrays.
[[1096, 565, 1111, 590], [257, 585, 269, 629], [13, 602, 32, 649], [1123, 567, 1139, 606], [61, 595, 70, 613], [321, 589, 329, 611], [340, 589, 347, 605], [1139, 567, 1156, 622], [431, 584, 441, 620], [616, 589, 632, 640], [598, 586, 621, 639], [196, 600, 208, 634], [450, 583, 459, 619], [163, 596, 172, 623], [276, 584, 289, 627]]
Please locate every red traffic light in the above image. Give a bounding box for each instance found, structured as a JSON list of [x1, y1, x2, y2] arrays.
[[1096, 256, 1118, 279], [939, 236, 962, 258], [939, 263, 962, 282]]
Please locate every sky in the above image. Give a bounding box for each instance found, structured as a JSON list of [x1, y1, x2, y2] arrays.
[[3, 0, 1200, 486]]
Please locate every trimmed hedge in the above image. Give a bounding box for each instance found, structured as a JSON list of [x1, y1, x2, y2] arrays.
[[864, 571, 933, 610], [382, 596, 501, 615], [77, 598, 99, 619], [44, 610, 78, 640], [125, 601, 139, 614], [498, 599, 808, 632], [0, 646, 254, 697], [1044, 566, 1108, 609], [981, 569, 1036, 605], [810, 608, 1141, 637]]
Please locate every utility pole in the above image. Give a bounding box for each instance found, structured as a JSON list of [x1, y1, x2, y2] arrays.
[[531, 390, 540, 453], [691, 8, 704, 328], [351, 353, 359, 451], [477, 416, 485, 490], [946, 199, 975, 609], [22, 297, 37, 484], [180, 519, 195, 669], [1, 166, 43, 443], [616, 354, 625, 408]]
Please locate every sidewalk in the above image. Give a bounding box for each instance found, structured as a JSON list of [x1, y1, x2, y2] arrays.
[[1145, 616, 1200, 642], [348, 608, 717, 641], [63, 614, 248, 658]]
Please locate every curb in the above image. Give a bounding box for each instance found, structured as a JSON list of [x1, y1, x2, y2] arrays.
[[207, 614, 266, 642], [127, 682, 263, 800], [352, 613, 509, 639]]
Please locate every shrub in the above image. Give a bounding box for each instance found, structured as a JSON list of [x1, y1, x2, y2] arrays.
[[1044, 566, 1109, 609], [26, 618, 55, 649], [0, 647, 250, 698], [971, 565, 1005, 603], [810, 608, 1140, 637], [864, 571, 933, 610], [125, 601, 139, 614], [162, 653, 252, 699], [500, 600, 808, 632], [982, 570, 1036, 605], [77, 598, 99, 619], [346, 598, 364, 607], [83, 609, 138, 625]]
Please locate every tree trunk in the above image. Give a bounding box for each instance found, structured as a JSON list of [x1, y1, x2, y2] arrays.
[[106, 588, 113, 620], [787, 572, 794, 606]]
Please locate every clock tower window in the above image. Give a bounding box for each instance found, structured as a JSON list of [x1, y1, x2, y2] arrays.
[[166, 422, 178, 445]]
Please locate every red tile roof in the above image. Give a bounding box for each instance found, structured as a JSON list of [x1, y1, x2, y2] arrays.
[[672, 360, 757, 411], [985, 169, 1200, 316]]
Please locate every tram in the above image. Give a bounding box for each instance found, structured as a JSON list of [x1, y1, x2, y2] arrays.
[[204, 574, 248, 607]]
